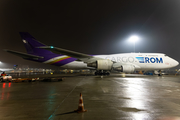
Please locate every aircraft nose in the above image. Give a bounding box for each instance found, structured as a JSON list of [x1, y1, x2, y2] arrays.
[[172, 60, 179, 67]]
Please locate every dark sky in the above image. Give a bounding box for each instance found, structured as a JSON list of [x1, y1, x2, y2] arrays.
[[0, 0, 180, 69]]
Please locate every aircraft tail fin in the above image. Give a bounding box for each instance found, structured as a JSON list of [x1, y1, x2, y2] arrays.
[[19, 32, 52, 56]]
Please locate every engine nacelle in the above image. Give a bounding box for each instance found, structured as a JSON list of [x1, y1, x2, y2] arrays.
[[97, 60, 113, 70], [122, 65, 135, 73], [87, 60, 113, 70], [114, 65, 135, 73]]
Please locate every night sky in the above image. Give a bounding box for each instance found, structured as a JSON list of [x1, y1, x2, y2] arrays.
[[0, 0, 180, 69]]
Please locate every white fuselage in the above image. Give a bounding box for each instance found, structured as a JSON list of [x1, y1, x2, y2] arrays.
[[61, 53, 179, 70]]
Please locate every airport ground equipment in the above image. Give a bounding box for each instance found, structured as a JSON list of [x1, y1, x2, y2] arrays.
[[12, 78, 39, 82], [42, 77, 63, 82], [11, 77, 64, 82], [175, 69, 180, 76], [0, 75, 12, 82], [74, 93, 87, 113]]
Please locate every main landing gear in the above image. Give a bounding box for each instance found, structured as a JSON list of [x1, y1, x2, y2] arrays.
[[154, 70, 162, 76], [94, 70, 110, 76], [154, 70, 163, 76], [158, 70, 162, 76]]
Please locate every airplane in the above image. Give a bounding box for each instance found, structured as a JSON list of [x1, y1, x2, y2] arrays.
[[4, 32, 179, 76]]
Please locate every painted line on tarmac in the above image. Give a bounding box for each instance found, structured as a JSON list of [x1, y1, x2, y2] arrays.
[[47, 76, 86, 120]]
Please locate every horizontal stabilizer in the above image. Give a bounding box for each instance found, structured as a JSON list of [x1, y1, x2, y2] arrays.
[[4, 49, 44, 59]]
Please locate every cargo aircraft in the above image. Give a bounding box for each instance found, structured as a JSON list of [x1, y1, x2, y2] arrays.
[[4, 32, 179, 76]]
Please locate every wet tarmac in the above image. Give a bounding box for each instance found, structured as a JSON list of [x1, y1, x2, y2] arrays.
[[0, 73, 180, 120]]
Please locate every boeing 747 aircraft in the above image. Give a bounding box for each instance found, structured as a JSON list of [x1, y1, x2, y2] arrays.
[[4, 32, 179, 75]]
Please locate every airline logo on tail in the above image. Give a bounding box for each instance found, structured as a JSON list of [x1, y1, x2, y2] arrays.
[[136, 57, 163, 63], [23, 39, 27, 43]]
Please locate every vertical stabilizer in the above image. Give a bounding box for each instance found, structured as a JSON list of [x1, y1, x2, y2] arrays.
[[19, 32, 52, 56]]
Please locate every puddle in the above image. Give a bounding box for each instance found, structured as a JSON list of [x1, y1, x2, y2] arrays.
[[118, 107, 145, 112]]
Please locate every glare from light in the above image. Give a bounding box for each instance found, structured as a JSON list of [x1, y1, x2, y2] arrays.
[[129, 35, 139, 43], [128, 35, 140, 52], [0, 61, 2, 64]]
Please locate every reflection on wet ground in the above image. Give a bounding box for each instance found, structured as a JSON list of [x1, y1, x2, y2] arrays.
[[0, 74, 180, 120], [1, 83, 11, 100]]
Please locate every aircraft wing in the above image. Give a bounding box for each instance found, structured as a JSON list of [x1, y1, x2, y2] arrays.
[[4, 49, 44, 59], [38, 46, 104, 63]]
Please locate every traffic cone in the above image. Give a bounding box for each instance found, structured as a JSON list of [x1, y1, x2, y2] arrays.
[[74, 93, 87, 113]]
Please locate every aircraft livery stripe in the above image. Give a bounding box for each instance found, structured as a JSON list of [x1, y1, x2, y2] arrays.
[[45, 56, 71, 64], [43, 56, 68, 63], [50, 57, 77, 66]]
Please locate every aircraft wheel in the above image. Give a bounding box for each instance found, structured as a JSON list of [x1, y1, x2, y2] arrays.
[[95, 72, 98, 75], [158, 74, 162, 76], [104, 73, 108, 76]]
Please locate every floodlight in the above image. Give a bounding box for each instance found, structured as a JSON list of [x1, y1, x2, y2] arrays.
[[129, 35, 139, 43]]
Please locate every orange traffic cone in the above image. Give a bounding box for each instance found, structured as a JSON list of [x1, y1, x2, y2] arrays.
[[74, 93, 87, 113]]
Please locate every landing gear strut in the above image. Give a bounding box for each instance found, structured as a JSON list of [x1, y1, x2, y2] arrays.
[[154, 70, 163, 76], [158, 70, 162, 76]]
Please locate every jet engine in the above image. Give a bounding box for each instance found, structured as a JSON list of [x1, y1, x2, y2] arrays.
[[114, 65, 135, 73], [87, 60, 113, 70]]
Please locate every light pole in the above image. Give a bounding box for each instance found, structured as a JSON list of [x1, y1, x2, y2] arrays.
[[129, 35, 139, 52]]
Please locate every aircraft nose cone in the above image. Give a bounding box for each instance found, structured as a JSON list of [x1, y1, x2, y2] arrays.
[[173, 60, 179, 67]]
